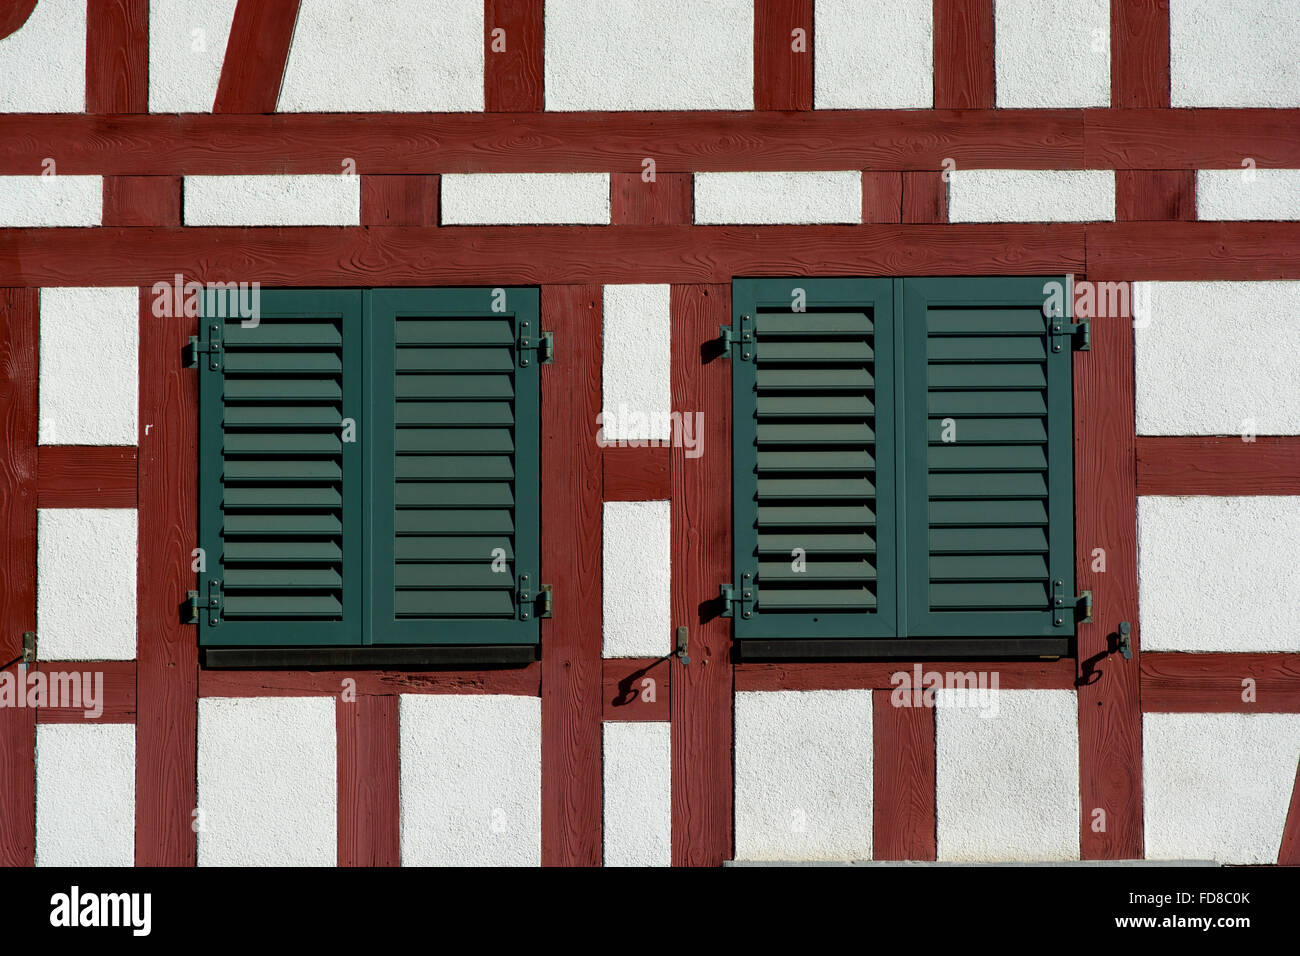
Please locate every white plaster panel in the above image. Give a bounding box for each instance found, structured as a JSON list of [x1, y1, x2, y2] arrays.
[[947, 169, 1115, 222], [602, 500, 671, 659], [197, 696, 337, 866], [1171, 0, 1300, 107], [1196, 169, 1300, 221], [734, 690, 873, 861], [1138, 496, 1300, 653], [148, 0, 239, 112], [39, 287, 139, 446], [995, 0, 1110, 107], [0, 176, 102, 226], [439, 172, 610, 225], [602, 285, 671, 442], [545, 0, 752, 110], [400, 694, 541, 866], [183, 174, 360, 225], [37, 509, 137, 661], [1133, 281, 1300, 435], [693, 171, 862, 225], [36, 724, 135, 866], [603, 721, 671, 867], [0, 0, 85, 112], [814, 0, 933, 108], [935, 689, 1080, 861], [279, 0, 483, 112], [1145, 713, 1300, 863]]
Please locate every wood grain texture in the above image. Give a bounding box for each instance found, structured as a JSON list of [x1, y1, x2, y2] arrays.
[[85, 0, 148, 113], [754, 0, 813, 111], [934, 0, 995, 109], [0, 224, 1086, 286], [861, 172, 903, 224], [901, 171, 948, 223], [1085, 110, 1300, 169], [1141, 654, 1300, 713], [1110, 0, 1170, 109], [38, 445, 136, 507], [1074, 283, 1144, 860], [539, 285, 603, 866], [736, 659, 1078, 691], [337, 694, 400, 866], [213, 0, 301, 114], [1086, 222, 1300, 279], [198, 665, 541, 697], [1136, 436, 1300, 495], [0, 111, 1086, 174], [873, 693, 937, 860], [484, 0, 543, 112], [0, 2, 37, 40], [603, 657, 671, 721], [103, 176, 182, 227], [33, 661, 136, 723], [611, 173, 692, 225], [603, 446, 670, 501], [1280, 761, 1300, 865], [360, 175, 440, 226], [1115, 170, 1194, 221], [135, 286, 198, 866], [0, 288, 37, 866], [670, 283, 733, 866]]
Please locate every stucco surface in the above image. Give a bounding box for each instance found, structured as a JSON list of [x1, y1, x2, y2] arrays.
[[1133, 281, 1300, 435], [37, 508, 137, 661], [148, 0, 237, 112], [936, 689, 1081, 861], [814, 0, 932, 108], [1196, 169, 1300, 221], [947, 169, 1115, 222], [184, 174, 360, 225], [1138, 496, 1300, 652], [0, 0, 85, 112], [0, 176, 102, 226], [39, 287, 139, 446], [545, 0, 752, 110], [602, 284, 671, 442], [694, 171, 862, 225], [400, 694, 541, 866], [603, 501, 671, 658], [197, 696, 337, 866], [440, 172, 610, 225], [1145, 713, 1300, 863], [36, 724, 136, 866], [734, 690, 873, 861], [603, 721, 671, 866], [1171, 0, 1300, 107], [995, 0, 1110, 107]]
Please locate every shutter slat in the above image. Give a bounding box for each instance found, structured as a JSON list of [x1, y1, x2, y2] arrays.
[[224, 379, 341, 401], [396, 509, 515, 534], [757, 369, 874, 391], [758, 505, 875, 526], [758, 450, 875, 472], [224, 540, 341, 563], [929, 500, 1048, 526], [929, 555, 1048, 581], [926, 309, 1046, 335], [756, 312, 875, 335], [223, 486, 342, 509], [760, 589, 877, 609], [927, 418, 1047, 443], [395, 590, 516, 617], [757, 341, 873, 363], [225, 460, 343, 481], [396, 455, 515, 480], [223, 322, 342, 346], [758, 533, 875, 555], [395, 482, 515, 507], [394, 564, 514, 588], [223, 568, 343, 589], [396, 428, 515, 453], [758, 423, 875, 444], [928, 445, 1047, 471], [928, 473, 1047, 498], [928, 338, 1045, 362], [396, 348, 514, 372], [224, 352, 342, 374], [225, 513, 342, 535], [759, 561, 876, 581], [222, 594, 343, 617], [930, 582, 1047, 609], [929, 364, 1046, 389], [395, 536, 514, 562], [928, 391, 1046, 416], [758, 478, 875, 498], [396, 401, 514, 426], [928, 527, 1048, 553], [758, 396, 874, 418], [396, 374, 515, 399], [396, 320, 514, 344], [224, 406, 341, 427]]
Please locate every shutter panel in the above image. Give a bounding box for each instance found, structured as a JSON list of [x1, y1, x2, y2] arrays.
[[368, 289, 541, 645], [731, 279, 896, 639], [197, 289, 364, 646], [902, 277, 1075, 640]]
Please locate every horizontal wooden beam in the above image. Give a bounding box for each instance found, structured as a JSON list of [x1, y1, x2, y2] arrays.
[[197, 664, 541, 697], [1085, 109, 1300, 169], [38, 445, 137, 507], [0, 110, 1087, 174], [735, 658, 1077, 692], [0, 224, 1087, 285], [602, 657, 670, 721], [1141, 653, 1300, 713], [603, 446, 671, 501], [1136, 436, 1300, 495], [1085, 222, 1300, 279], [31, 660, 136, 723]]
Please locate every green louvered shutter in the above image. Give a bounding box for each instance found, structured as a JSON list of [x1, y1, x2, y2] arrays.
[[902, 277, 1075, 642], [368, 289, 541, 646], [196, 289, 364, 646], [730, 279, 896, 639]]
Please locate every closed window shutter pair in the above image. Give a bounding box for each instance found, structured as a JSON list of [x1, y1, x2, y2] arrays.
[[194, 288, 541, 648], [730, 277, 1076, 650]]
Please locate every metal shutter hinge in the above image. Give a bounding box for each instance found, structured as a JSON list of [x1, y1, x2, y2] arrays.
[[1117, 621, 1133, 660], [22, 631, 36, 664], [720, 573, 755, 619], [187, 579, 223, 627], [1053, 581, 1091, 625], [719, 313, 754, 361], [517, 322, 553, 367], [676, 625, 690, 665], [185, 323, 224, 370], [1050, 319, 1089, 353], [516, 574, 552, 621]]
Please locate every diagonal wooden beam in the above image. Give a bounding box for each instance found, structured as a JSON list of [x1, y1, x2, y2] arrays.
[[213, 0, 301, 113]]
